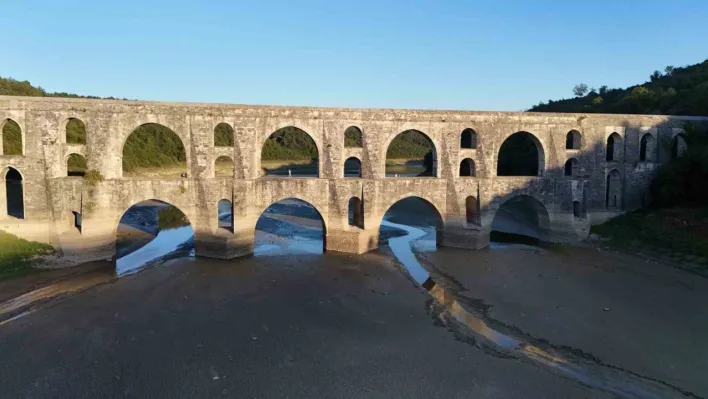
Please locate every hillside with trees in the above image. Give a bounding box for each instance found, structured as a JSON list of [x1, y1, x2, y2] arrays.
[[530, 59, 708, 116]]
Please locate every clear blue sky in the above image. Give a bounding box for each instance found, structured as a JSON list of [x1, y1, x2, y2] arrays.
[[2, 0, 707, 111]]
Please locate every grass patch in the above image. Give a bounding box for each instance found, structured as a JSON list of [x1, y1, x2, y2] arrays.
[[591, 208, 708, 267], [0, 230, 55, 281]]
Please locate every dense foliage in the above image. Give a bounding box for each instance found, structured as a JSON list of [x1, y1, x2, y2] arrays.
[[344, 126, 363, 147], [530, 59, 708, 116], [122, 124, 187, 171], [386, 130, 433, 159], [66, 118, 86, 144], [67, 154, 87, 176], [157, 205, 190, 230], [214, 123, 234, 147], [261, 127, 318, 160], [650, 123, 708, 207], [0, 230, 54, 281], [2, 120, 22, 155]]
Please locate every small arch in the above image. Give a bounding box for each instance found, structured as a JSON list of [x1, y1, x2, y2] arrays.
[[72, 211, 82, 233], [460, 128, 477, 149], [66, 118, 86, 144], [606, 133, 622, 162], [344, 157, 362, 178], [348, 196, 364, 228], [639, 133, 656, 162], [214, 123, 234, 147], [459, 158, 476, 177], [564, 158, 579, 176], [2, 119, 23, 156], [606, 169, 623, 210], [67, 153, 88, 177], [572, 201, 581, 218], [344, 126, 363, 148], [672, 133, 688, 159], [4, 167, 24, 219], [497, 131, 545, 176], [215, 156, 234, 177], [218, 199, 234, 232], [565, 130, 582, 150], [385, 130, 437, 177], [465, 196, 480, 225]]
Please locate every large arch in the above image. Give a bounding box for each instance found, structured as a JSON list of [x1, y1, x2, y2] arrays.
[[379, 195, 445, 245], [253, 197, 327, 254], [496, 131, 545, 177], [2, 118, 23, 156], [115, 199, 194, 275], [384, 129, 438, 177], [260, 126, 320, 177], [66, 118, 86, 144], [121, 123, 187, 178], [3, 166, 24, 219], [491, 194, 551, 244]]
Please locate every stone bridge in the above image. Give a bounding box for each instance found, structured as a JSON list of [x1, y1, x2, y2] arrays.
[[1, 95, 705, 262]]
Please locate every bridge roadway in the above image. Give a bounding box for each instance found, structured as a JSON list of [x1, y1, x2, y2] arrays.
[[1, 95, 706, 263]]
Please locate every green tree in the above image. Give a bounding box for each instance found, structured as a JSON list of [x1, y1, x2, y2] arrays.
[[573, 83, 589, 97]]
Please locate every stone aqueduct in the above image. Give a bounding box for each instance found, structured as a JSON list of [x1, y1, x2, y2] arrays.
[[1, 95, 705, 262]]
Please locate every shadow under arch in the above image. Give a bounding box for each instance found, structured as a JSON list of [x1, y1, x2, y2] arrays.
[[490, 194, 551, 245], [253, 197, 327, 255], [497, 131, 545, 177], [379, 196, 445, 247], [260, 126, 320, 178], [115, 199, 194, 276], [121, 123, 187, 178], [384, 129, 438, 177]]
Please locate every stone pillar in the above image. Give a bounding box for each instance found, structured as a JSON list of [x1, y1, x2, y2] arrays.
[[326, 228, 378, 254], [0, 177, 6, 219]]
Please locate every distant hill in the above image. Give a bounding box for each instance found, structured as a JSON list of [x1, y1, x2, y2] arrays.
[[529, 59, 708, 116], [0, 77, 124, 100]]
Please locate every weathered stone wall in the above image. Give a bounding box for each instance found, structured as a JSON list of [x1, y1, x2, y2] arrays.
[[1, 95, 706, 263]]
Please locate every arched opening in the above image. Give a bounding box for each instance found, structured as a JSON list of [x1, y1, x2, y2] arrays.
[[465, 196, 479, 225], [67, 153, 87, 177], [564, 158, 579, 176], [566, 130, 581, 150], [606, 169, 623, 210], [218, 199, 234, 232], [491, 195, 550, 245], [115, 200, 194, 276], [215, 156, 234, 177], [380, 197, 443, 254], [261, 127, 319, 177], [254, 198, 326, 255], [344, 157, 362, 178], [572, 201, 581, 219], [497, 131, 544, 176], [640, 133, 656, 162], [460, 128, 477, 149], [2, 119, 22, 156], [344, 126, 363, 148], [606, 133, 622, 162], [672, 134, 688, 159], [459, 158, 476, 177], [4, 167, 24, 219], [386, 130, 436, 177], [348, 197, 364, 228], [122, 123, 187, 178], [66, 118, 86, 145], [214, 123, 234, 147]]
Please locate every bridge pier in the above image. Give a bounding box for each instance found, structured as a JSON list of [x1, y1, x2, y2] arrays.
[[326, 227, 379, 255]]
